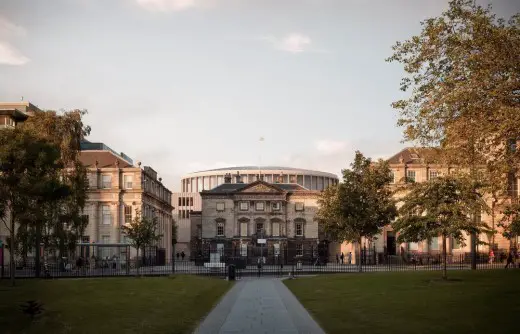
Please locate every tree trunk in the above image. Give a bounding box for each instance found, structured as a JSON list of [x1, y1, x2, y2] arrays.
[[136, 247, 140, 277], [358, 237, 362, 273], [34, 221, 41, 278], [442, 235, 447, 280], [9, 212, 16, 287]]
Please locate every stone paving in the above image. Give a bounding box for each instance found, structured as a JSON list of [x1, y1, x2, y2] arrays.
[[194, 278, 325, 334]]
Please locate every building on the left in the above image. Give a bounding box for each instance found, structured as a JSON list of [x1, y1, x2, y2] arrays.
[[78, 141, 174, 264], [0, 101, 175, 264]]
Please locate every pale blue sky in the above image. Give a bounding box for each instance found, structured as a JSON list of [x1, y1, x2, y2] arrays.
[[1, 0, 518, 190]]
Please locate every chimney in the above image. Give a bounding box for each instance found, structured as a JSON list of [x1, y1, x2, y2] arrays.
[[235, 171, 242, 183], [224, 173, 232, 184]]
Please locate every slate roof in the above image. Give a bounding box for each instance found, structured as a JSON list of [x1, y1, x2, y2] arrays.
[[205, 181, 309, 194], [79, 151, 133, 168], [387, 147, 441, 165]]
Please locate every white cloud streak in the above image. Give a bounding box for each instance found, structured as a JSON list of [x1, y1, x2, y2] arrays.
[[0, 17, 29, 66], [135, 0, 199, 12], [261, 33, 328, 54]]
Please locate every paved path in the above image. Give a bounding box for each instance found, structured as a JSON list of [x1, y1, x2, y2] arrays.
[[195, 278, 325, 334]]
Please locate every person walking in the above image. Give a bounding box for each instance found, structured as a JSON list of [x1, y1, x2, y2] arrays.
[[336, 253, 339, 264], [505, 250, 514, 269], [340, 252, 344, 265], [176, 252, 180, 260], [489, 249, 495, 264], [181, 251, 185, 261], [347, 252, 352, 265], [257, 257, 262, 277]]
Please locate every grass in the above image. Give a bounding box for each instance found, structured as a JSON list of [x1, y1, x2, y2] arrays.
[[0, 275, 232, 334], [285, 270, 520, 334]]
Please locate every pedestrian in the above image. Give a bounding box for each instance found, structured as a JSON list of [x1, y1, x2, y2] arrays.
[[336, 253, 339, 264], [347, 252, 352, 265], [257, 257, 262, 277], [176, 252, 180, 260], [340, 252, 344, 264], [181, 251, 185, 260], [505, 250, 514, 269], [489, 249, 495, 264]]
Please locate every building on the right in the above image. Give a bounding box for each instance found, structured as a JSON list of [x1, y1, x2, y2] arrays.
[[350, 147, 520, 262]]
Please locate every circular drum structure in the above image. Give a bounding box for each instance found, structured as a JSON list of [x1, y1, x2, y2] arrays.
[[180, 166, 339, 192]]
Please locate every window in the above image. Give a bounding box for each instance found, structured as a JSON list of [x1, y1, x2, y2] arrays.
[[272, 222, 280, 237], [452, 238, 461, 249], [256, 223, 264, 236], [240, 202, 249, 211], [216, 202, 225, 212], [406, 170, 416, 182], [182, 197, 186, 206], [429, 170, 439, 180], [429, 237, 439, 250], [102, 175, 112, 189], [217, 222, 224, 236], [178, 197, 182, 206], [408, 242, 418, 251], [295, 222, 303, 236], [102, 205, 111, 225], [240, 222, 248, 237], [295, 202, 304, 211], [190, 197, 193, 206], [389, 171, 395, 183], [296, 244, 303, 257], [272, 202, 281, 211], [255, 202, 265, 211], [101, 235, 110, 258], [124, 175, 133, 189], [124, 205, 132, 224], [102, 235, 110, 244]]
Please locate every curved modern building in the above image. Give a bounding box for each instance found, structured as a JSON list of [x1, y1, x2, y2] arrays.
[[174, 166, 339, 255], [180, 166, 339, 193]]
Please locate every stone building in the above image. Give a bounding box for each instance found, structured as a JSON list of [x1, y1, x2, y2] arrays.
[[79, 141, 174, 263], [0, 101, 40, 129], [336, 147, 520, 263], [190, 174, 324, 264]]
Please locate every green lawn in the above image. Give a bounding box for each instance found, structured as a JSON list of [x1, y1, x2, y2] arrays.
[[0, 276, 232, 334], [285, 270, 520, 334]]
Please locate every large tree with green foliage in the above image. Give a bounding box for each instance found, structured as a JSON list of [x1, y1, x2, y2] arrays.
[[19, 109, 90, 266], [0, 129, 63, 285], [121, 209, 163, 276], [498, 202, 520, 246], [387, 0, 520, 267], [393, 175, 488, 280], [316, 151, 397, 272]]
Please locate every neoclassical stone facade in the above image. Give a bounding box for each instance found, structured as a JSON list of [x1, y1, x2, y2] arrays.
[[190, 177, 323, 264]]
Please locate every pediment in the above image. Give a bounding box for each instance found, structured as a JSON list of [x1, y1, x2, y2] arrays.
[[238, 181, 283, 194]]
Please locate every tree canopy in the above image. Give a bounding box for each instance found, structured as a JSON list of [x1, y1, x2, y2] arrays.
[[316, 151, 397, 271], [393, 174, 489, 279]]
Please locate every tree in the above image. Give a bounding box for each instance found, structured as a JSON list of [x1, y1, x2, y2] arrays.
[[498, 202, 520, 247], [387, 0, 520, 268], [19, 109, 90, 270], [316, 151, 397, 272], [0, 129, 63, 285], [120, 209, 162, 276], [393, 175, 488, 280]]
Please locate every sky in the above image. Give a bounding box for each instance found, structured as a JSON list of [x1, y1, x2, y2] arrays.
[[1, 0, 518, 191]]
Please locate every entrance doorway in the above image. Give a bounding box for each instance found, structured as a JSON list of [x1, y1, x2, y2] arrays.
[[387, 231, 396, 256]]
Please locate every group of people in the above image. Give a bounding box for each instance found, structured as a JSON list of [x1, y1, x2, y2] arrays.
[[176, 251, 186, 261], [335, 252, 352, 265], [490, 249, 519, 269]]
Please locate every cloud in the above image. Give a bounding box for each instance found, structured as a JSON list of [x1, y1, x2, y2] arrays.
[[0, 42, 30, 65], [261, 33, 329, 54], [0, 17, 29, 66], [314, 140, 348, 155], [135, 0, 199, 11]]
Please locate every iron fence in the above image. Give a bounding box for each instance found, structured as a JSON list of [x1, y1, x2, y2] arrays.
[[1, 249, 518, 279]]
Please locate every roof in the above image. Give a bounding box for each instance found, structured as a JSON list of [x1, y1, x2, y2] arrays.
[[0, 108, 29, 121], [387, 147, 441, 165], [79, 151, 134, 168], [188, 166, 338, 178], [204, 180, 310, 194]]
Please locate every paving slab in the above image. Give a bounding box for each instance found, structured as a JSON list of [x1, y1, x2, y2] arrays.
[[195, 278, 324, 334]]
